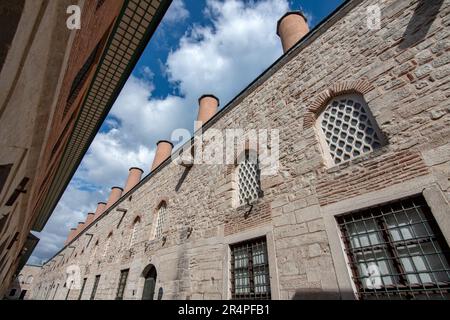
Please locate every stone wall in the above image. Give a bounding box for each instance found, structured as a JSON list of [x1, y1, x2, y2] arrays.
[[31, 0, 450, 300]]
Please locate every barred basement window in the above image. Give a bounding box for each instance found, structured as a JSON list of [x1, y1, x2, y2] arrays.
[[317, 93, 385, 166], [237, 152, 261, 206], [116, 269, 129, 300], [337, 196, 450, 300], [154, 203, 167, 239], [230, 237, 271, 300]]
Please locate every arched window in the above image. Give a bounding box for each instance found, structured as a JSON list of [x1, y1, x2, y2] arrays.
[[129, 217, 141, 248], [154, 202, 167, 239], [316, 93, 385, 166], [237, 151, 261, 206], [103, 233, 112, 257], [26, 275, 33, 284], [18, 274, 24, 284]]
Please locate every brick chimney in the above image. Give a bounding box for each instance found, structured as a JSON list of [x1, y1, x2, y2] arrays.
[[74, 222, 85, 238], [93, 202, 106, 221], [151, 140, 174, 171], [123, 167, 144, 194], [277, 11, 309, 53], [83, 212, 95, 228], [65, 228, 77, 245], [105, 187, 123, 209], [195, 94, 220, 130]]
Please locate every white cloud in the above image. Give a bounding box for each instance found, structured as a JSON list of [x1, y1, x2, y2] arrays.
[[166, 0, 288, 104], [29, 0, 292, 264], [164, 0, 190, 24]]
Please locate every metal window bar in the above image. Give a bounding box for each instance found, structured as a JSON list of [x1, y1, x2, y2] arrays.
[[116, 269, 129, 300], [337, 196, 450, 300], [90, 275, 100, 300], [230, 237, 271, 300]]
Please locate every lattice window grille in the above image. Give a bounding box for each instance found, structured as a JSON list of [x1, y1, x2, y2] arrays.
[[155, 204, 166, 239], [238, 153, 260, 206], [130, 220, 139, 248], [317, 94, 385, 165]]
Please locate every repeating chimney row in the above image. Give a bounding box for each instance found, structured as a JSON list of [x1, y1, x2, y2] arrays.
[[196, 94, 220, 130], [151, 140, 174, 171], [65, 11, 309, 245], [123, 167, 144, 194], [277, 11, 309, 53]]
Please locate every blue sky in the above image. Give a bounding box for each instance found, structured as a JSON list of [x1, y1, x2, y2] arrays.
[[29, 0, 344, 265]]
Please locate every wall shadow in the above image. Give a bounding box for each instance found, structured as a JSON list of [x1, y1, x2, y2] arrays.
[[399, 0, 444, 50], [291, 289, 354, 300]]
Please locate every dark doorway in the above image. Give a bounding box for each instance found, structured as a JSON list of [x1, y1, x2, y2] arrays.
[[19, 290, 27, 300], [142, 265, 157, 300]]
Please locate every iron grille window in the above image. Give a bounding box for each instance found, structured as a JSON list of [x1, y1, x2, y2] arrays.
[[317, 93, 385, 165], [90, 275, 100, 300], [155, 203, 166, 239], [78, 278, 87, 300], [230, 237, 271, 300], [116, 269, 129, 300], [237, 152, 261, 206], [337, 196, 450, 300], [64, 44, 100, 115]]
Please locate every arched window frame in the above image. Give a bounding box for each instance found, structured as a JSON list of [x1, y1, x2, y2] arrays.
[[314, 92, 386, 167]]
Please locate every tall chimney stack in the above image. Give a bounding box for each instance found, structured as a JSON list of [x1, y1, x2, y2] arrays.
[[93, 202, 106, 221], [105, 187, 123, 209], [195, 95, 219, 130], [123, 167, 144, 194], [83, 212, 95, 229], [277, 11, 309, 53], [74, 222, 85, 238], [65, 228, 77, 245], [151, 140, 174, 171]]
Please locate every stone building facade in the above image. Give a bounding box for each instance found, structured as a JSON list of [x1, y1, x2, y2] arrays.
[[3, 264, 41, 300], [0, 0, 170, 296], [30, 0, 450, 300]]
